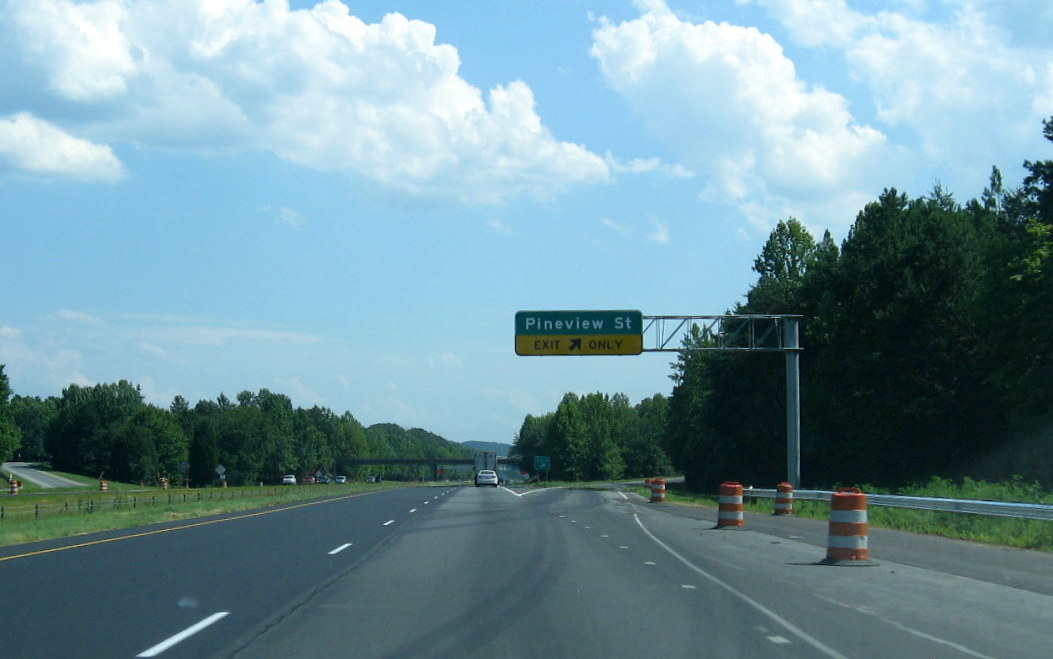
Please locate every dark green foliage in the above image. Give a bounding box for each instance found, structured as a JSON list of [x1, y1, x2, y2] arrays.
[[0, 365, 21, 461], [525, 116, 1053, 491], [4, 370, 467, 485], [667, 116, 1053, 491], [511, 391, 672, 480], [7, 394, 56, 461], [363, 423, 473, 480]]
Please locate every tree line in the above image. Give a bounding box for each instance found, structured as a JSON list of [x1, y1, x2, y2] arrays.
[[517, 117, 1053, 491], [0, 371, 472, 485], [512, 392, 671, 481]]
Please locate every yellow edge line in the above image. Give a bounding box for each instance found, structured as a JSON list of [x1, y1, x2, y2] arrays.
[[0, 491, 372, 562]]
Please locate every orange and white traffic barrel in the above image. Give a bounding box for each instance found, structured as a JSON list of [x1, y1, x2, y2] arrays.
[[774, 482, 794, 516], [10, 479, 20, 495], [650, 478, 666, 503], [821, 487, 874, 565], [99, 480, 109, 492], [717, 481, 745, 528]]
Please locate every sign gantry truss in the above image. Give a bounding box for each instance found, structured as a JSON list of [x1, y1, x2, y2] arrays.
[[641, 314, 803, 352], [640, 314, 803, 489]]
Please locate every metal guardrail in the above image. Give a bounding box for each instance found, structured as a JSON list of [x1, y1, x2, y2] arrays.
[[743, 488, 1053, 521]]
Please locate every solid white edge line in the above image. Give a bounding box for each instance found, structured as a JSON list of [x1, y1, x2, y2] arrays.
[[632, 513, 849, 659], [137, 611, 230, 657], [328, 543, 352, 555]]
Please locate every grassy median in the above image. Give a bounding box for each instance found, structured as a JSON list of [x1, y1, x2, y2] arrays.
[[0, 475, 440, 548]]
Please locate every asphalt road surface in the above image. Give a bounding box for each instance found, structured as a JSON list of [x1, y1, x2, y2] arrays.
[[2, 461, 85, 488], [1, 485, 1050, 658]]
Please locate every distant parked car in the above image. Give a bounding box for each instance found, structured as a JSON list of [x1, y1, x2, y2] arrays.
[[302, 475, 316, 484], [335, 476, 347, 484], [281, 475, 296, 485], [317, 475, 330, 484], [475, 470, 498, 487]]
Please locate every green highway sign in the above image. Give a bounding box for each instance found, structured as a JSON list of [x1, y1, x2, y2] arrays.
[[534, 456, 551, 471], [515, 310, 643, 356]]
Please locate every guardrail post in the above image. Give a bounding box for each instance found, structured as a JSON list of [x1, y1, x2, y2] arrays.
[[717, 481, 745, 528]]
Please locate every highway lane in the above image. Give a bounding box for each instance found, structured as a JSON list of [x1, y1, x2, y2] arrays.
[[239, 485, 811, 658], [2, 485, 1051, 657], [236, 487, 1053, 658], [0, 486, 458, 657]]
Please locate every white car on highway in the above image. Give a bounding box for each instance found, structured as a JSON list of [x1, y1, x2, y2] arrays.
[[475, 470, 498, 487]]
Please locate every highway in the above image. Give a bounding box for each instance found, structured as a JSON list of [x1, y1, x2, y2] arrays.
[[1, 485, 1051, 657], [2, 461, 86, 488]]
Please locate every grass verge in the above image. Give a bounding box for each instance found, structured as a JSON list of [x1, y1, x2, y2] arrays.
[[0, 480, 436, 548]]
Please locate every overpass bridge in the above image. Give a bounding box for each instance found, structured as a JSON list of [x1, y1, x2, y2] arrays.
[[345, 457, 520, 481]]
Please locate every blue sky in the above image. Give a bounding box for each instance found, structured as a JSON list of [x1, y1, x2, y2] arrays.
[[2, 0, 1051, 445]]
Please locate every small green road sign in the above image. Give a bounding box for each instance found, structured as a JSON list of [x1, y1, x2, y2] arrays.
[[534, 456, 551, 471], [515, 310, 643, 356]]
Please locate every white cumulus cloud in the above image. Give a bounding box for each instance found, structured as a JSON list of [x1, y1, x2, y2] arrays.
[[750, 0, 1053, 187], [590, 0, 887, 229], [0, 112, 125, 181], [0, 0, 608, 201]]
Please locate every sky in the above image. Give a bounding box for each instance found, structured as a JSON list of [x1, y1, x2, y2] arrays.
[[1, 0, 1051, 446]]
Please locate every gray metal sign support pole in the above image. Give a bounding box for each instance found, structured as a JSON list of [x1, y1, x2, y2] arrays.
[[640, 314, 804, 489], [784, 317, 801, 489]]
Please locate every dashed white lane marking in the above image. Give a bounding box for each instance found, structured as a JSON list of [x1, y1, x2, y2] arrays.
[[644, 561, 657, 565], [137, 612, 229, 657], [681, 584, 697, 590], [383, 520, 395, 526], [409, 508, 418, 513], [633, 513, 848, 659], [768, 636, 791, 645], [328, 543, 352, 555]]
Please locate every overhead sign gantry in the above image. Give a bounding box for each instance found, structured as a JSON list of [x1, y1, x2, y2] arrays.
[[514, 310, 803, 488]]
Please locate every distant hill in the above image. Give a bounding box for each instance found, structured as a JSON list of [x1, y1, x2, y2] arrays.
[[462, 441, 513, 457], [366, 424, 474, 458]]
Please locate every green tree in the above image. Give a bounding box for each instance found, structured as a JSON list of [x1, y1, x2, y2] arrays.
[[188, 416, 220, 486], [512, 413, 552, 477], [0, 365, 21, 461], [9, 395, 57, 461], [46, 381, 145, 477], [749, 218, 817, 312], [624, 394, 671, 477], [547, 393, 588, 480]]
